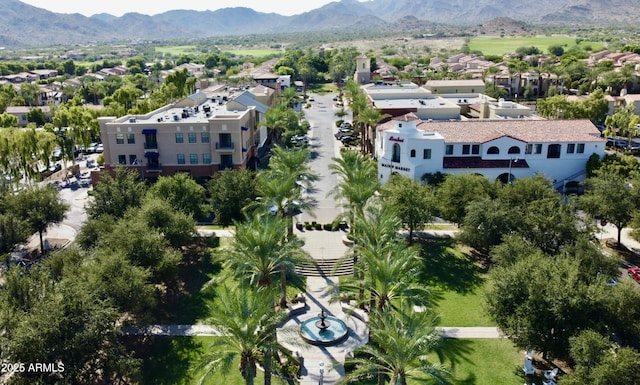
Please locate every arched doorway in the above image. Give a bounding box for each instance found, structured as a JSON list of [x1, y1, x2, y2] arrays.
[[497, 173, 514, 184]]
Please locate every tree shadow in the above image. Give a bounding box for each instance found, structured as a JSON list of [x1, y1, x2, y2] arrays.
[[436, 338, 477, 385], [156, 241, 221, 324], [418, 238, 484, 294], [134, 336, 204, 385]]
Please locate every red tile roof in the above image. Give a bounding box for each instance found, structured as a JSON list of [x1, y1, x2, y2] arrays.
[[378, 118, 603, 144]]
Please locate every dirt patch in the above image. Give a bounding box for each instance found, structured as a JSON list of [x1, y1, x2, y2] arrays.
[[601, 238, 640, 266]]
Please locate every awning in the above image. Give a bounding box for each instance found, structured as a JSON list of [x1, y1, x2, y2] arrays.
[[141, 129, 157, 134], [144, 152, 159, 159]]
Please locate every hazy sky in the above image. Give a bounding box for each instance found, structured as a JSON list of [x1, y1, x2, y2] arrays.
[[19, 0, 360, 17]]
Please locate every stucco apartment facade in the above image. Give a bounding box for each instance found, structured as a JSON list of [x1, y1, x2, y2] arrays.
[[376, 114, 605, 187], [98, 88, 269, 180]]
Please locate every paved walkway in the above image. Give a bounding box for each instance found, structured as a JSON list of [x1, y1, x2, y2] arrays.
[[123, 324, 500, 339]]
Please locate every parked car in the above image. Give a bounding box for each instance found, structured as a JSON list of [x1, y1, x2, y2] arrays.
[[628, 266, 640, 283], [340, 135, 358, 144], [340, 122, 352, 129], [335, 131, 354, 140], [338, 126, 353, 134], [290, 135, 309, 146]]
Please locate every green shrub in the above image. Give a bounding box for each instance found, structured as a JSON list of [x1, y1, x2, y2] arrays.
[[314, 223, 323, 230], [305, 223, 313, 230]]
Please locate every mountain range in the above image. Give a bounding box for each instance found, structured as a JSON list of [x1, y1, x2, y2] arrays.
[[0, 0, 636, 47]]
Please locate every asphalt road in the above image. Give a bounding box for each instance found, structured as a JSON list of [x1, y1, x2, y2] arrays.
[[297, 92, 351, 225]]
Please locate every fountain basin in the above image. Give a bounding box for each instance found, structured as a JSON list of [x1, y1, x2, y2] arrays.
[[300, 315, 349, 346]]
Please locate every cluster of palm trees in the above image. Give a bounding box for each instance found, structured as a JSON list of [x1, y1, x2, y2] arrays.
[[342, 80, 390, 155], [199, 145, 317, 385], [329, 149, 451, 385]]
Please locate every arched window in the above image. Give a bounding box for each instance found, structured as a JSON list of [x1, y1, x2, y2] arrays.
[[508, 146, 521, 154], [410, 149, 416, 158], [487, 146, 500, 155], [392, 143, 401, 163]]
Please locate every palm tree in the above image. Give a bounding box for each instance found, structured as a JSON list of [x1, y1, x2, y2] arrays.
[[339, 309, 451, 385], [356, 107, 389, 155], [333, 202, 430, 312], [257, 145, 318, 237], [220, 213, 309, 308], [329, 149, 378, 223], [198, 286, 284, 385]]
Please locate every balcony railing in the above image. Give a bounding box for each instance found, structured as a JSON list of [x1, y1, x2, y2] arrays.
[[215, 142, 235, 150], [147, 162, 162, 171]]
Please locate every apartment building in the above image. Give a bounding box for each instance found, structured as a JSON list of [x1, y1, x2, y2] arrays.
[[98, 89, 266, 180]]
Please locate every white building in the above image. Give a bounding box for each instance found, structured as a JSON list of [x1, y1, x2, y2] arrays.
[[376, 113, 605, 187]]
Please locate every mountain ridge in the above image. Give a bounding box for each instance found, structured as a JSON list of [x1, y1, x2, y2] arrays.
[[0, 0, 636, 47]]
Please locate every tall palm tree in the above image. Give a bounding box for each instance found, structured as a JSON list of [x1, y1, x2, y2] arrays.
[[356, 107, 389, 155], [339, 309, 450, 385], [198, 286, 284, 385], [258, 145, 318, 237], [220, 213, 308, 308], [329, 149, 378, 224], [333, 202, 430, 312]]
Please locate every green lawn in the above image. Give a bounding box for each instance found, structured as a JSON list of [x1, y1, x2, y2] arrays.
[[138, 336, 266, 385], [223, 49, 283, 57], [434, 284, 495, 327], [468, 35, 604, 56], [434, 339, 524, 385], [155, 45, 199, 56]]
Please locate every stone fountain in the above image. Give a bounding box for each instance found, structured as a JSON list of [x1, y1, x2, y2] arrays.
[[299, 308, 349, 346]]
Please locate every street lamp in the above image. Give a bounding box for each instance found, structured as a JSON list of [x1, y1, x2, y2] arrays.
[[508, 157, 518, 184], [319, 361, 325, 385]]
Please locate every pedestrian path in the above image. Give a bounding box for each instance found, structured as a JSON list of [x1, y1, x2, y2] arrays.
[[122, 323, 501, 339]]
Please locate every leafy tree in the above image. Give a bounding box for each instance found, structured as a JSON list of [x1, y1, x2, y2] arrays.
[[133, 198, 196, 249], [147, 172, 210, 219], [86, 167, 146, 220], [0, 112, 18, 127], [580, 169, 637, 245], [380, 174, 435, 245], [548, 44, 565, 56], [562, 331, 640, 385], [26, 107, 48, 126], [208, 168, 258, 227], [485, 253, 609, 359], [9, 184, 68, 253], [435, 173, 494, 224], [340, 309, 450, 385]]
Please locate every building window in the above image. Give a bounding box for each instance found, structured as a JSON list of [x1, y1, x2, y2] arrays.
[[129, 154, 137, 165], [392, 143, 401, 163], [190, 154, 198, 164], [534, 144, 542, 154], [175, 133, 184, 143], [487, 146, 500, 155], [508, 146, 521, 154], [116, 133, 124, 144], [203, 153, 211, 164], [527, 143, 542, 154], [547, 144, 561, 159], [127, 133, 135, 144], [201, 132, 210, 143], [117, 155, 126, 165], [472, 144, 480, 154], [188, 132, 197, 144], [410, 149, 416, 158], [567, 143, 575, 154], [445, 144, 454, 155], [423, 149, 431, 159], [577, 143, 585, 153], [177, 153, 185, 164], [462, 144, 470, 155]]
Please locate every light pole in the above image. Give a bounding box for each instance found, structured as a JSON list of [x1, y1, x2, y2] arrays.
[[319, 361, 324, 385], [508, 157, 518, 184]]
